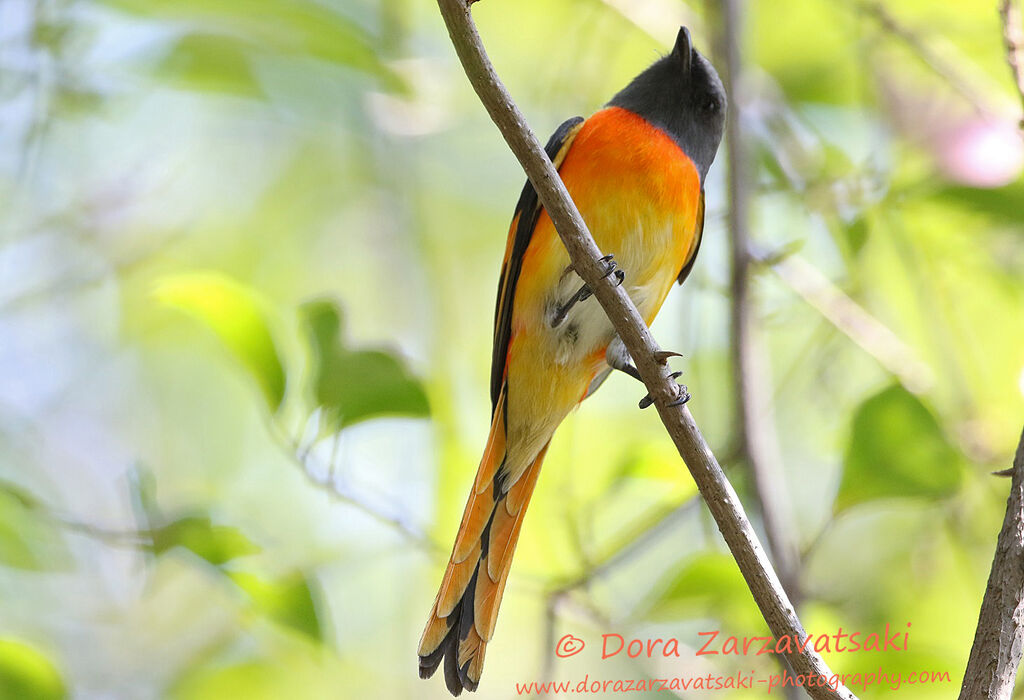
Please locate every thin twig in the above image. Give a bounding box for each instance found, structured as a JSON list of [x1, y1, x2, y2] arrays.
[[55, 516, 153, 548], [959, 426, 1024, 698], [552, 495, 702, 595], [265, 417, 442, 554], [715, 6, 805, 695], [0, 229, 188, 313], [435, 2, 855, 697], [854, 0, 996, 115], [716, 0, 802, 602], [539, 593, 560, 684], [764, 251, 934, 394], [1000, 0, 1024, 127]]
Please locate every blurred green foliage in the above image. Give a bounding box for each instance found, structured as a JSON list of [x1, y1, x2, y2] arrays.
[[301, 299, 430, 430], [149, 515, 262, 566], [155, 272, 289, 412], [838, 385, 963, 510], [0, 484, 69, 572], [645, 553, 765, 632], [228, 570, 325, 642], [100, 0, 404, 90], [0, 0, 1022, 698], [0, 639, 66, 700]]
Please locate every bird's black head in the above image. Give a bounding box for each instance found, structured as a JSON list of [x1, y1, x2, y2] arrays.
[[608, 27, 726, 184]]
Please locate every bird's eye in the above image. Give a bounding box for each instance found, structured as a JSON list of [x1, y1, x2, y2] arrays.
[[704, 98, 719, 112]]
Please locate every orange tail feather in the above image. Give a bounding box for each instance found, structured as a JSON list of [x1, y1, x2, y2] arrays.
[[419, 391, 547, 695]]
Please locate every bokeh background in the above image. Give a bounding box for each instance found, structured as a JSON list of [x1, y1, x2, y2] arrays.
[[1, 0, 1023, 698]]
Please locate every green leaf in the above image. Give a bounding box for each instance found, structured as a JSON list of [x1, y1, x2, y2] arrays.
[[149, 516, 261, 566], [300, 299, 429, 430], [229, 571, 324, 641], [0, 486, 69, 572], [155, 272, 287, 412], [155, 34, 264, 98], [0, 639, 66, 700], [837, 385, 963, 511]]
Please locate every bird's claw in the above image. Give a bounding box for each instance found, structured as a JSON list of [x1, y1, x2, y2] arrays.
[[569, 255, 624, 307], [638, 371, 690, 409], [667, 385, 691, 407], [593, 254, 625, 290]]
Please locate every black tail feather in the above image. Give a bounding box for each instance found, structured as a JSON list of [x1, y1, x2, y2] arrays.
[[419, 583, 482, 696]]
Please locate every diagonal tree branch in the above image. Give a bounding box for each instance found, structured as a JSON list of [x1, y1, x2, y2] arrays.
[[959, 426, 1024, 699], [436, 1, 855, 697]]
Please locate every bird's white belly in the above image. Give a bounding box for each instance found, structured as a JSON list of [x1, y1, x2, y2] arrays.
[[545, 219, 674, 366]]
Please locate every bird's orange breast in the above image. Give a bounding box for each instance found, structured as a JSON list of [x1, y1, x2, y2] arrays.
[[499, 106, 704, 431], [514, 106, 702, 340]]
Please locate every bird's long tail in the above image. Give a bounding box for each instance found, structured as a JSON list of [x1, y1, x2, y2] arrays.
[[418, 389, 548, 695]]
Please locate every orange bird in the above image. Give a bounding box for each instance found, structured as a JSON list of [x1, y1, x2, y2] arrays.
[[419, 27, 726, 695]]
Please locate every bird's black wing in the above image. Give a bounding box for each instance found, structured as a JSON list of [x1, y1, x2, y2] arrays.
[[489, 116, 585, 413]]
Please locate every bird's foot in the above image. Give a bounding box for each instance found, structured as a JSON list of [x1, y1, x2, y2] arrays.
[[575, 254, 625, 303], [638, 371, 691, 409], [551, 255, 625, 328], [599, 253, 626, 286]]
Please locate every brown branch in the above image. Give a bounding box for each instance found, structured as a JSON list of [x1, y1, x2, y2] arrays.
[[1000, 0, 1024, 127], [435, 1, 854, 697], [959, 426, 1024, 698], [716, 0, 802, 602], [715, 5, 805, 695]]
